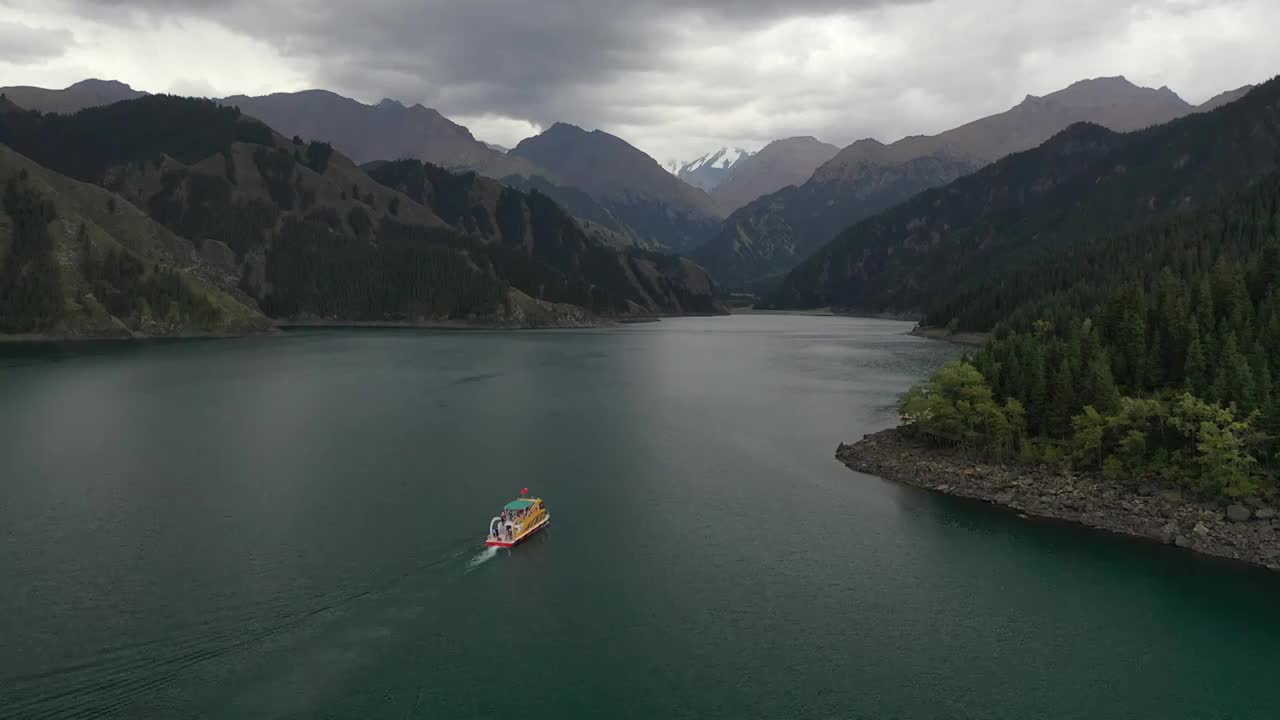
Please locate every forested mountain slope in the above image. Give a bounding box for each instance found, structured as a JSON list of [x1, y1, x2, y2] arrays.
[[365, 160, 724, 315], [510, 123, 723, 253], [900, 172, 1280, 502], [0, 144, 267, 337], [769, 78, 1280, 315], [0, 96, 723, 327], [697, 76, 1201, 293], [695, 153, 979, 294], [498, 174, 659, 250]]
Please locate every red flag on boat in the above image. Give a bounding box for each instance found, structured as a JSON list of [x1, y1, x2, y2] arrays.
[[521, 487, 529, 495]]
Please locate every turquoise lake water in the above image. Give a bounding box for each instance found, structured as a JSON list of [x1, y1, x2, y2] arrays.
[[2, 315, 1278, 719]]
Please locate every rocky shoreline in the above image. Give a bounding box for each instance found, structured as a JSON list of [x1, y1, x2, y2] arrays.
[[0, 328, 280, 344], [837, 429, 1280, 571], [0, 312, 730, 344], [272, 318, 606, 331], [907, 325, 992, 347]]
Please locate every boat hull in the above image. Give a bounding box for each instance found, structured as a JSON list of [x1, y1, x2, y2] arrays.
[[485, 516, 550, 547]]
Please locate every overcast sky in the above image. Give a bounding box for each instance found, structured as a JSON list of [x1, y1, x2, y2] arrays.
[[1, 0, 1276, 164]]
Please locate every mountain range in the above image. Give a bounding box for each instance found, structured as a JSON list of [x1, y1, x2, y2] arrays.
[[708, 136, 840, 215], [1195, 85, 1255, 112], [0, 79, 146, 115], [364, 159, 720, 313], [694, 76, 1252, 294], [508, 123, 724, 253], [2, 72, 1268, 338], [0, 81, 738, 255], [220, 92, 730, 253], [767, 77, 1280, 318], [220, 91, 535, 179], [0, 95, 724, 337]]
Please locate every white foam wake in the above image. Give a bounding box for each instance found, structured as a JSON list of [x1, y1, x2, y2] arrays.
[[465, 546, 500, 573]]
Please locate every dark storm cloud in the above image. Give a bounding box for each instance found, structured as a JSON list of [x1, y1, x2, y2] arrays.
[[15, 0, 1278, 161], [0, 20, 74, 64], [50, 0, 923, 121]]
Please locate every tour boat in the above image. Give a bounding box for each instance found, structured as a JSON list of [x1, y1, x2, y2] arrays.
[[486, 489, 550, 548]]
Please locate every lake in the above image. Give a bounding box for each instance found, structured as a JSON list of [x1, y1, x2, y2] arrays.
[[2, 315, 1278, 719]]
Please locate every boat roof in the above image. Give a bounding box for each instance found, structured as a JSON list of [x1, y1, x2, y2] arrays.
[[504, 499, 537, 510]]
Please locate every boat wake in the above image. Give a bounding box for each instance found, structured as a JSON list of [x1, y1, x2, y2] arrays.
[[465, 546, 500, 573]]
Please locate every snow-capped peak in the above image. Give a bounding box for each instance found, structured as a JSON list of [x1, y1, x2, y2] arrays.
[[670, 146, 754, 190], [681, 147, 752, 173]]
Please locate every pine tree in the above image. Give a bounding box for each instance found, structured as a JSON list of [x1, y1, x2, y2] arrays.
[[1255, 361, 1273, 424], [1262, 392, 1280, 443], [1250, 343, 1270, 393], [1185, 316, 1208, 396], [1001, 347, 1025, 406], [1118, 308, 1147, 390], [1086, 354, 1122, 415], [1027, 341, 1049, 435], [1212, 359, 1232, 405], [1231, 304, 1256, 349], [1049, 358, 1075, 437], [1145, 329, 1165, 390], [1215, 259, 1254, 341], [1230, 352, 1258, 413], [1066, 320, 1085, 379], [1254, 239, 1280, 299], [1213, 331, 1242, 406], [1196, 276, 1216, 332], [1156, 267, 1189, 378], [1263, 300, 1280, 373]]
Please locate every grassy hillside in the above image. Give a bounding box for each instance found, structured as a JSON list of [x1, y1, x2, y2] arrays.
[[0, 144, 267, 338]]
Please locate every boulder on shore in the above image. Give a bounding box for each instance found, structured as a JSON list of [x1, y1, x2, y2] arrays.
[[1226, 504, 1252, 523]]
